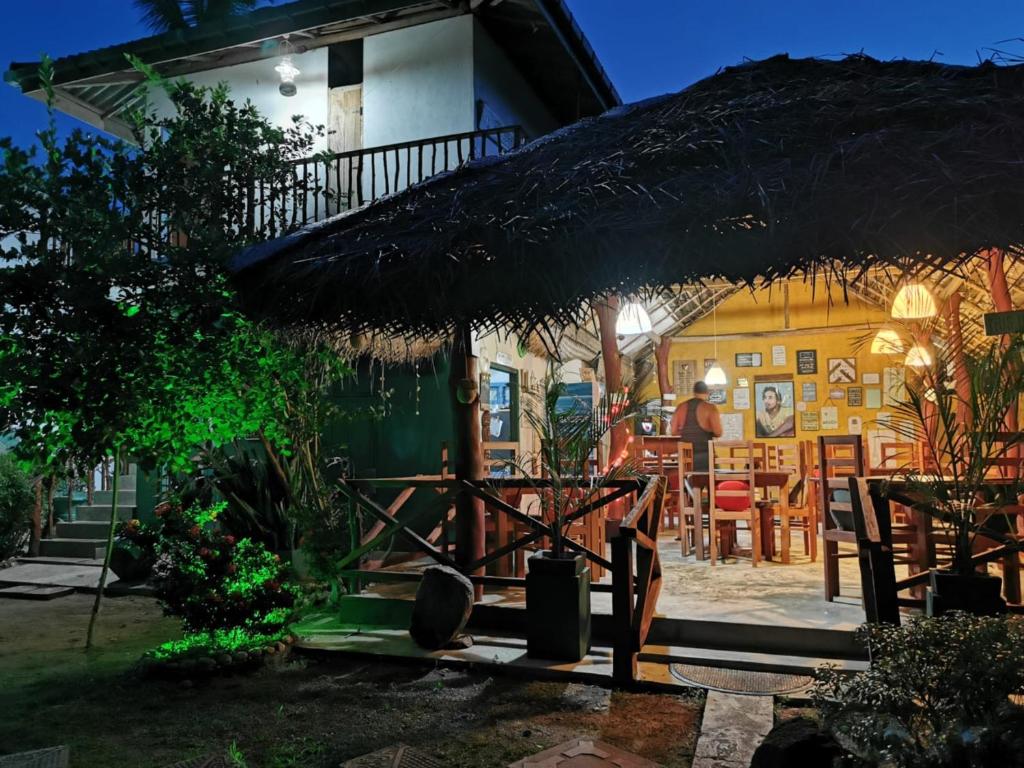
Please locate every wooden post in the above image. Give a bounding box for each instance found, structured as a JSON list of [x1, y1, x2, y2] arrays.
[[596, 296, 629, 525], [655, 336, 674, 434], [986, 249, 1020, 477], [611, 533, 636, 684], [449, 324, 486, 601]]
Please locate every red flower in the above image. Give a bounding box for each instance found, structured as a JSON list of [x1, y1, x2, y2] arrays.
[[226, 563, 237, 574], [189, 525, 201, 539], [199, 547, 210, 558], [267, 580, 280, 591], [224, 535, 236, 546]]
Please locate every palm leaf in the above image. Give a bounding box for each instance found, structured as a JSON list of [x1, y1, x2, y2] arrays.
[[134, 0, 188, 32]]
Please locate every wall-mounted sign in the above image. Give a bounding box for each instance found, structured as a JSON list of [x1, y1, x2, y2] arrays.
[[737, 377, 749, 388], [800, 411, 819, 431], [709, 388, 727, 404], [735, 352, 763, 368], [733, 388, 751, 410], [866, 388, 882, 409], [847, 386, 864, 407], [862, 372, 880, 385], [801, 382, 818, 402], [796, 350, 818, 375], [828, 357, 857, 384], [772, 345, 787, 366], [720, 413, 744, 441], [821, 406, 840, 430], [985, 310, 1024, 336], [829, 388, 845, 401], [848, 415, 863, 435]]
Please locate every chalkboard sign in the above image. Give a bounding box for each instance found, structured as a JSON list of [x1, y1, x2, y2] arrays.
[[796, 349, 817, 375], [847, 386, 864, 407], [735, 352, 762, 368]]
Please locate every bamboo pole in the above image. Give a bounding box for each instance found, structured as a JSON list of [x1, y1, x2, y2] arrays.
[[86, 448, 121, 650]]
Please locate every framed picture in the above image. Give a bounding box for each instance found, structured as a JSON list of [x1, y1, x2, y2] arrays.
[[796, 350, 818, 375], [754, 378, 796, 438], [801, 382, 817, 402], [735, 352, 762, 368], [708, 388, 727, 405], [828, 357, 857, 383], [847, 386, 864, 407], [673, 359, 697, 396]]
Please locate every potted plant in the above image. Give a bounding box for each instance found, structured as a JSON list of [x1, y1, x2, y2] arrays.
[[886, 331, 1024, 616], [507, 368, 639, 661]]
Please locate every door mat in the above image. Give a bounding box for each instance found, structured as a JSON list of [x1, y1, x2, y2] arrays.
[[341, 744, 443, 768], [670, 663, 813, 695]]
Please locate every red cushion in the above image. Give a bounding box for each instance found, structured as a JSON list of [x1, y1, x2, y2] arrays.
[[715, 480, 751, 511]]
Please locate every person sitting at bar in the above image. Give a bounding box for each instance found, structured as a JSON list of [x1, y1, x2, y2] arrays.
[[670, 381, 723, 471]]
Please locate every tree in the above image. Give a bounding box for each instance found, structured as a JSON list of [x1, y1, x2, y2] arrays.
[[134, 0, 266, 33], [0, 58, 325, 648]]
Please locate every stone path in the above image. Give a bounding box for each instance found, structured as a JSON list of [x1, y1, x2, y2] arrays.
[[508, 738, 659, 767], [692, 691, 774, 768]]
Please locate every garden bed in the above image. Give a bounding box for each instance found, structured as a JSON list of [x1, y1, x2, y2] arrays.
[[0, 594, 704, 767]]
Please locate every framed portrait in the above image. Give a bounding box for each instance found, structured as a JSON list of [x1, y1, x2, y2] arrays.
[[753, 378, 796, 438]]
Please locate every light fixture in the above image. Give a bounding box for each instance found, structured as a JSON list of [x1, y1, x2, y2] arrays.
[[704, 299, 728, 386], [275, 53, 300, 98], [615, 300, 652, 335], [870, 328, 905, 355], [891, 282, 937, 320], [905, 344, 932, 368]]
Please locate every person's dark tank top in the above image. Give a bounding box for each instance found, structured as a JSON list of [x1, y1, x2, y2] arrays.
[[679, 397, 714, 471]]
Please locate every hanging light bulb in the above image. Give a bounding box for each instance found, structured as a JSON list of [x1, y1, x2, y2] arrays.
[[616, 301, 652, 335], [870, 328, 905, 355], [704, 298, 728, 386], [905, 344, 932, 368], [275, 55, 300, 97], [891, 282, 937, 319]]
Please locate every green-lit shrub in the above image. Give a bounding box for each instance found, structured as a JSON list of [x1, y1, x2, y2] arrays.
[[0, 454, 33, 559], [139, 500, 294, 636], [814, 613, 1024, 767]]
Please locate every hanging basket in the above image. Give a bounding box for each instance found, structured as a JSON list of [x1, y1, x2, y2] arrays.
[[456, 378, 478, 404]]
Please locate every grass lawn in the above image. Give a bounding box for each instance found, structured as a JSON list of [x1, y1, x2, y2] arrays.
[[0, 594, 704, 767]]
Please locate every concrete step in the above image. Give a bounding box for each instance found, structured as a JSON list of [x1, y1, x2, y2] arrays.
[[0, 584, 75, 601], [38, 538, 106, 559], [73, 505, 136, 522], [17, 556, 103, 567], [638, 643, 868, 676], [56, 521, 110, 539], [92, 489, 137, 505]]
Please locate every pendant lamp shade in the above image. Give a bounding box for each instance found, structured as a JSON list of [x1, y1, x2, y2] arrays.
[[905, 344, 932, 368], [616, 301, 652, 335], [892, 283, 937, 319], [871, 328, 905, 355], [705, 364, 728, 386]]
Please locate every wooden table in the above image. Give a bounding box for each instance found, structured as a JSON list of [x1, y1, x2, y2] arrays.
[[684, 470, 792, 562]]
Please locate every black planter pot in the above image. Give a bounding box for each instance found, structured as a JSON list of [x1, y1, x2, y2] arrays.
[[109, 542, 155, 583], [526, 552, 591, 662], [926, 570, 1007, 617]]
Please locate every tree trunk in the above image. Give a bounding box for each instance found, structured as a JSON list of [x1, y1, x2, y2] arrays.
[[87, 448, 121, 651], [655, 336, 674, 434], [986, 248, 1019, 477], [29, 479, 42, 557], [596, 296, 627, 467], [943, 291, 972, 426], [449, 326, 485, 602]]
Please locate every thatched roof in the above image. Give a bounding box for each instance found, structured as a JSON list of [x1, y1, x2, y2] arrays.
[[233, 54, 1024, 342]]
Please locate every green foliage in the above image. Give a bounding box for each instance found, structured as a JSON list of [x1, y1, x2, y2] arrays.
[[140, 501, 294, 634], [0, 454, 33, 559], [134, 0, 262, 33], [814, 613, 1024, 767], [882, 331, 1024, 575], [506, 364, 641, 558]]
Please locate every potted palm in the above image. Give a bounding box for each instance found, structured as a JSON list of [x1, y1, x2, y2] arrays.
[[506, 368, 639, 661], [886, 332, 1024, 616]]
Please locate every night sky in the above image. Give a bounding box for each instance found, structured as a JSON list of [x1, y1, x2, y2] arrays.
[[0, 0, 1021, 150]]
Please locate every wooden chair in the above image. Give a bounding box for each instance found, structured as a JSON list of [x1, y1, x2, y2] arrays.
[[709, 440, 762, 567], [674, 442, 700, 557], [870, 441, 923, 476], [767, 443, 817, 563], [631, 436, 685, 531], [820, 435, 866, 601]]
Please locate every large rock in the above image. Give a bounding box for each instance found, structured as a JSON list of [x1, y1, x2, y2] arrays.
[[409, 565, 474, 650], [750, 717, 844, 768]]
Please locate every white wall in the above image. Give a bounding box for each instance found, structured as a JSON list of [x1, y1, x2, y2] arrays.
[[362, 15, 476, 148], [472, 19, 558, 141], [150, 48, 330, 152]]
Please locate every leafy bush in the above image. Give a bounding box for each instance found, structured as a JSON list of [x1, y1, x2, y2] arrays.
[[814, 613, 1024, 767], [132, 500, 293, 636], [0, 454, 33, 559]]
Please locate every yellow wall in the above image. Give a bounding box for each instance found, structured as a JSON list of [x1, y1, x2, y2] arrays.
[[662, 279, 892, 444]]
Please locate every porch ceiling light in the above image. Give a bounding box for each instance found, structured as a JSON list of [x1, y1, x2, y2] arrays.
[[905, 344, 932, 368], [891, 282, 937, 320], [275, 55, 300, 97], [616, 301, 652, 336], [704, 364, 728, 387], [870, 328, 905, 355]]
